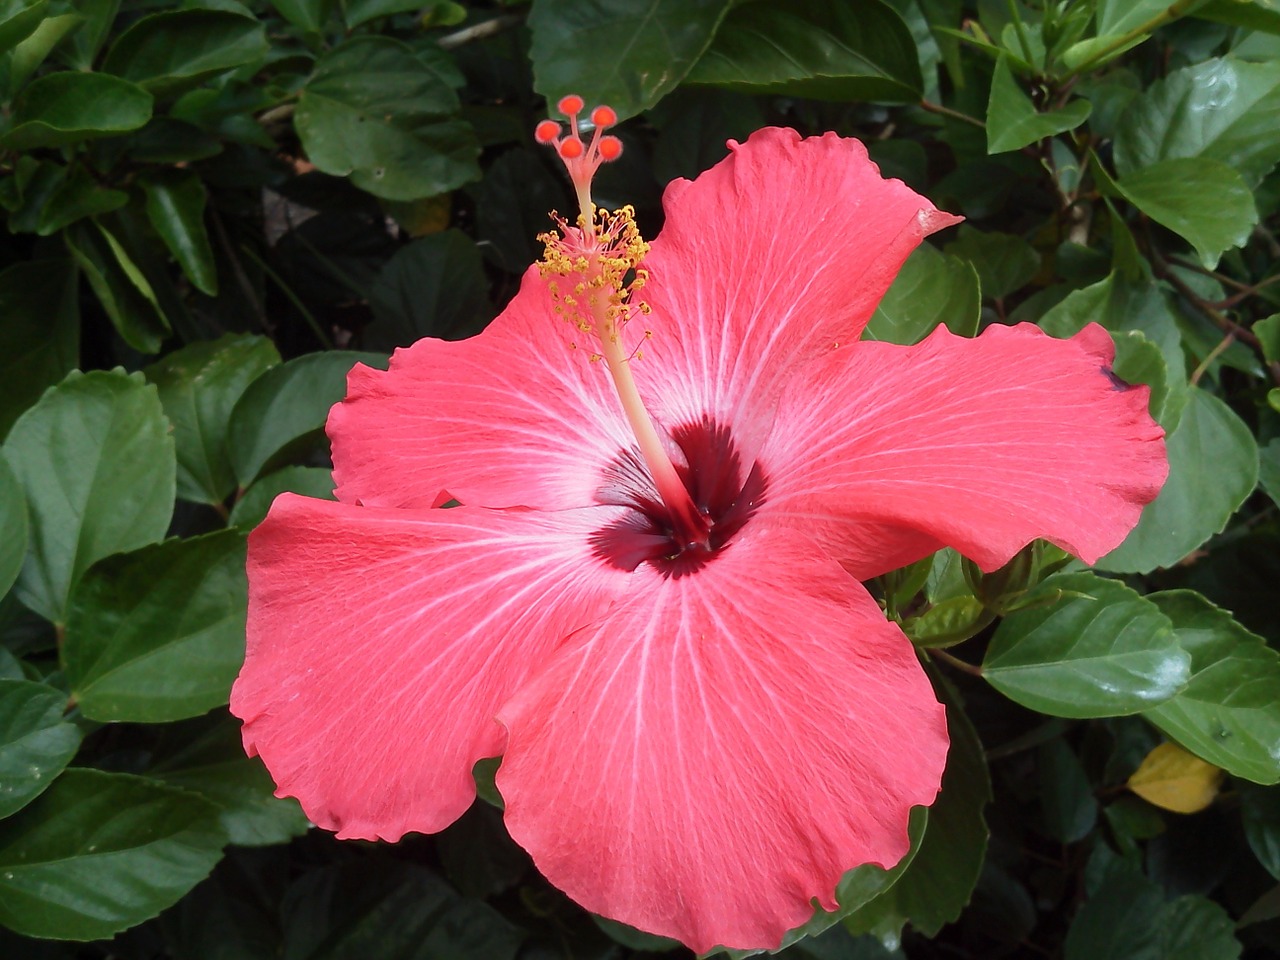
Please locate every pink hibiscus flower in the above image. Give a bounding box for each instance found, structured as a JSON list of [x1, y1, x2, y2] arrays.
[[232, 100, 1167, 952]]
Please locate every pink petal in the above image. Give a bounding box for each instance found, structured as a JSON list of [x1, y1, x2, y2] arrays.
[[633, 128, 961, 458], [230, 495, 630, 841], [761, 323, 1168, 573], [496, 522, 947, 952], [329, 268, 635, 510]]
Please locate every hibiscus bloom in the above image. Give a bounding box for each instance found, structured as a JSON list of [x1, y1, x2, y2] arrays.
[[232, 100, 1166, 952]]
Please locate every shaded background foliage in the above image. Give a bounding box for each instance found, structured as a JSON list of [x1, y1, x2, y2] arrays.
[[1, 0, 1279, 957]]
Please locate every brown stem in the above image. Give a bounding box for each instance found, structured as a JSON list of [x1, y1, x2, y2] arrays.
[[929, 647, 985, 678]]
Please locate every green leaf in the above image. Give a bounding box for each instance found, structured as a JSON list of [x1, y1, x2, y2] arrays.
[[342, 0, 426, 28], [984, 573, 1189, 718], [145, 335, 281, 507], [1260, 438, 1280, 507], [229, 466, 335, 530], [1114, 157, 1258, 269], [139, 171, 217, 296], [0, 0, 50, 56], [529, 0, 732, 122], [1038, 738, 1097, 842], [0, 72, 152, 151], [683, 0, 923, 103], [101, 9, 268, 97], [0, 259, 79, 439], [0, 680, 81, 818], [9, 13, 83, 90], [1065, 873, 1241, 960], [863, 243, 980, 344], [0, 456, 26, 597], [294, 37, 480, 201], [64, 220, 170, 354], [1242, 785, 1280, 880], [1099, 388, 1257, 573], [0, 768, 225, 941], [150, 716, 308, 847], [270, 0, 333, 32], [1097, 0, 1207, 36], [367, 230, 493, 350], [36, 166, 128, 237], [943, 225, 1039, 299], [1141, 591, 1280, 784], [1115, 57, 1280, 187], [227, 351, 388, 486], [903, 596, 990, 648], [3, 370, 175, 624], [846, 677, 990, 938], [1195, 0, 1280, 33], [986, 56, 1091, 154], [281, 861, 525, 960], [1256, 314, 1280, 365], [63, 531, 247, 723], [62, 0, 118, 71], [1038, 271, 1188, 429]]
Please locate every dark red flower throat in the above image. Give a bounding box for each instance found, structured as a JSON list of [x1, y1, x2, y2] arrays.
[[591, 418, 767, 578]]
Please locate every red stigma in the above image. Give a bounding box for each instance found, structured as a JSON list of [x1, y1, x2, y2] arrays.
[[534, 120, 561, 144], [598, 136, 622, 161], [534, 94, 624, 197]]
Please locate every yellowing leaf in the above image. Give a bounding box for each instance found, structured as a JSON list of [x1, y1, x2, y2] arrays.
[[1128, 741, 1224, 814]]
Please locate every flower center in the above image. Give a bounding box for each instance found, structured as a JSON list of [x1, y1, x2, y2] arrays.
[[536, 95, 712, 551], [591, 418, 768, 578]]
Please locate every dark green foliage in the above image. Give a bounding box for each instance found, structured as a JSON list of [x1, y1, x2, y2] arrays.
[[0, 1, 1278, 958]]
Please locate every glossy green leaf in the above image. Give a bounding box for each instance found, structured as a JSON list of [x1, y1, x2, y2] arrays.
[[150, 716, 308, 847], [3, 370, 175, 624], [229, 466, 335, 530], [986, 56, 1091, 154], [367, 230, 492, 349], [864, 243, 980, 344], [139, 171, 217, 296], [1256, 314, 1280, 365], [294, 37, 480, 201], [1141, 592, 1280, 784], [227, 351, 388, 486], [683, 0, 923, 103], [846, 677, 990, 938], [0, 679, 81, 818], [0, 259, 78, 438], [1065, 873, 1241, 960], [943, 225, 1039, 299], [62, 0, 118, 70], [145, 335, 280, 506], [36, 166, 128, 237], [101, 9, 268, 97], [903, 596, 990, 648], [0, 769, 225, 941], [270, 0, 333, 32], [0, 72, 152, 151], [984, 573, 1189, 718], [64, 221, 170, 354], [529, 0, 732, 122], [0, 0, 49, 55], [63, 531, 248, 723], [1115, 58, 1280, 187], [1114, 157, 1258, 268], [0, 456, 25, 598], [1099, 388, 1257, 573]]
